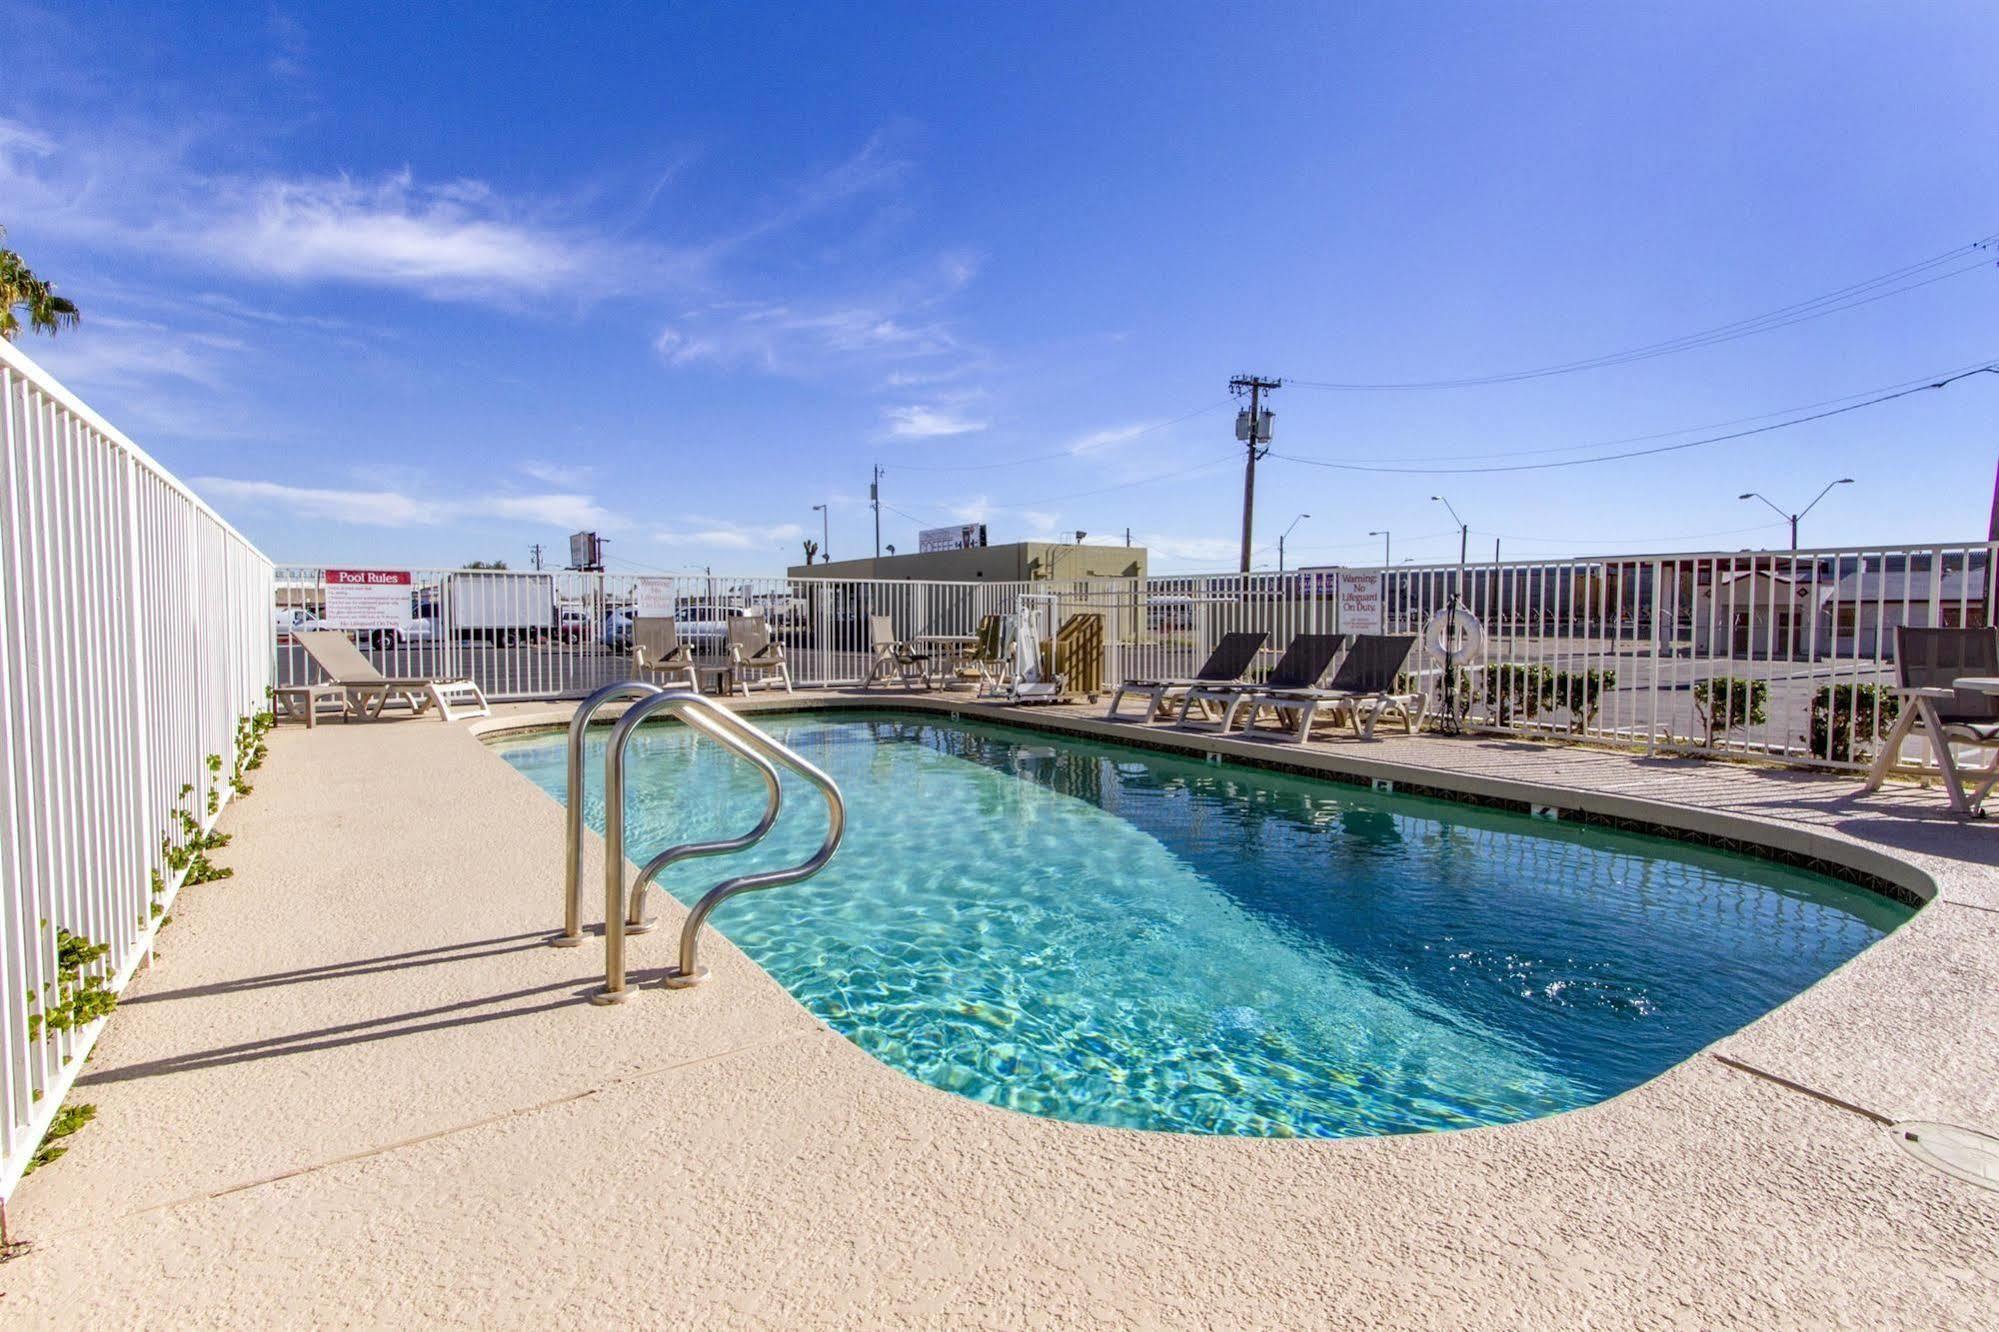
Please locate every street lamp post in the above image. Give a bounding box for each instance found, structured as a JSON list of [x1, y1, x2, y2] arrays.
[[1368, 529, 1390, 570], [1431, 497, 1470, 732], [1738, 479, 1853, 552], [811, 504, 829, 564], [1278, 513, 1310, 573]]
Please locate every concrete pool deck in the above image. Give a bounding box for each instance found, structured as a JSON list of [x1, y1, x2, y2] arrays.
[[3, 690, 1995, 1328]]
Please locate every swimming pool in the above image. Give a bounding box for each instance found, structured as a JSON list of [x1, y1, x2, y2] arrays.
[[494, 710, 1911, 1139]]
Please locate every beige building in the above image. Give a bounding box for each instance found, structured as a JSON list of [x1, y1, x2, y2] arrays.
[[790, 540, 1147, 583]]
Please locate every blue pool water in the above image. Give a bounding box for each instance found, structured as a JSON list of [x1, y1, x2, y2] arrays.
[[494, 711, 1910, 1138]]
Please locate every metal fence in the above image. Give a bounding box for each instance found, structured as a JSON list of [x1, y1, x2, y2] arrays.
[[279, 540, 1994, 770], [0, 339, 273, 1203]]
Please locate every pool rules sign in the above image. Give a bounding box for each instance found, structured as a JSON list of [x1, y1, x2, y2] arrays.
[[323, 569, 412, 629]]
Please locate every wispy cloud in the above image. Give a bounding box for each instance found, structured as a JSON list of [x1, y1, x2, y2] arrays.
[[194, 477, 619, 529], [0, 120, 690, 306], [654, 518, 805, 550], [884, 404, 986, 438], [517, 458, 595, 487]]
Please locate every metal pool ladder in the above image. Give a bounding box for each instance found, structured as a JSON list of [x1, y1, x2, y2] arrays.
[[551, 682, 846, 1005]]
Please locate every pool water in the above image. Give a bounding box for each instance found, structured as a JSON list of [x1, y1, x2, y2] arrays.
[[494, 711, 1910, 1138]]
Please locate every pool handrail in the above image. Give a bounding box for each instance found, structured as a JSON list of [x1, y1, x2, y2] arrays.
[[552, 680, 666, 948], [594, 691, 846, 1003]]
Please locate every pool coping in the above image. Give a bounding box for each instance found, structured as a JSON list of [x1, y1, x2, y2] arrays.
[[6, 690, 1993, 1326]]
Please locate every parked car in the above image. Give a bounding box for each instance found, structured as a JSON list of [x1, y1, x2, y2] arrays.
[[274, 608, 325, 642], [603, 607, 634, 653], [675, 603, 754, 653]]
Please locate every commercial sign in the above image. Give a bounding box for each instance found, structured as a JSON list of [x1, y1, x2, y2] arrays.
[[1335, 570, 1384, 635], [323, 569, 412, 629], [918, 523, 987, 554], [634, 578, 675, 618], [569, 530, 603, 569]]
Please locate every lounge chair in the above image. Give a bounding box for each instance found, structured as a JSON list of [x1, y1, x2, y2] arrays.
[[294, 630, 490, 722], [1105, 631, 1268, 721], [1235, 634, 1422, 744], [1176, 633, 1349, 732], [632, 617, 699, 691], [1863, 626, 1999, 814], [727, 613, 793, 695], [862, 615, 929, 690]]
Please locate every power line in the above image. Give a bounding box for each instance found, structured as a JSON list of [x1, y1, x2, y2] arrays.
[[1291, 357, 1999, 466], [1269, 363, 1998, 476], [1285, 234, 1997, 391]]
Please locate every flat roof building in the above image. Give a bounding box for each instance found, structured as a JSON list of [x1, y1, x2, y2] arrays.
[[790, 540, 1146, 584]]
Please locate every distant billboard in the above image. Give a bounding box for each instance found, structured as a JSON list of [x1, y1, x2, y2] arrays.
[[918, 523, 987, 553], [569, 531, 603, 569]]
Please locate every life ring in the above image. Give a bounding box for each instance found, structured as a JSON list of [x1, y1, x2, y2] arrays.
[[1423, 606, 1485, 662]]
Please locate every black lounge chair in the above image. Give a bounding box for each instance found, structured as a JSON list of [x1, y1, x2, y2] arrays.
[[1176, 633, 1350, 732], [1104, 631, 1269, 721], [1862, 626, 1999, 814], [1235, 633, 1422, 743]]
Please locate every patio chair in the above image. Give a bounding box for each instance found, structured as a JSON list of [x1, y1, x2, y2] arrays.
[[294, 630, 490, 723], [1235, 634, 1422, 744], [632, 616, 699, 691], [1104, 631, 1268, 722], [954, 614, 1008, 690], [726, 613, 793, 695], [1175, 633, 1350, 733], [862, 615, 930, 690], [1863, 626, 1999, 815]]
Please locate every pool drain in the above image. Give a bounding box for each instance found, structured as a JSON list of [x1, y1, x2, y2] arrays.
[[1891, 1121, 1999, 1193]]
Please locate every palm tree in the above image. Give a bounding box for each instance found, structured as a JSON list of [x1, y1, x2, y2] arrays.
[[0, 227, 81, 341]]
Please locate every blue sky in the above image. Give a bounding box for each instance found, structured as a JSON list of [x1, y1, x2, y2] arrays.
[[3, 1, 1995, 574]]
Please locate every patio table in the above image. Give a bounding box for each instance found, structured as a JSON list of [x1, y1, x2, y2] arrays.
[[914, 634, 977, 687], [1864, 676, 1999, 815]]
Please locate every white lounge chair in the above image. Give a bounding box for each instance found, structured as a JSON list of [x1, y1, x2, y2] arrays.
[[632, 617, 699, 691], [727, 613, 793, 695], [862, 614, 929, 690], [294, 630, 490, 722]]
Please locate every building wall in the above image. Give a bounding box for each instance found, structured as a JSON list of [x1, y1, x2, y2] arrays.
[[791, 541, 1147, 583]]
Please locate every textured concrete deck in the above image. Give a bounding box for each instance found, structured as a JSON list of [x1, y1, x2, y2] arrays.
[[3, 690, 1995, 1329]]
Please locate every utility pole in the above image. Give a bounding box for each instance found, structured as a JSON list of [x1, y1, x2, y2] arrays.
[[1988, 456, 1998, 543], [528, 543, 544, 571], [870, 464, 883, 559], [1124, 527, 1132, 547], [1230, 374, 1280, 573]]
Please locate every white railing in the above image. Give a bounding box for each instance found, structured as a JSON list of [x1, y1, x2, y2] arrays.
[[0, 340, 272, 1203], [274, 567, 1047, 697], [279, 542, 1993, 770]]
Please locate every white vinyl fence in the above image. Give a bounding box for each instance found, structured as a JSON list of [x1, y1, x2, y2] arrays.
[[281, 539, 1992, 770], [0, 339, 272, 1203]]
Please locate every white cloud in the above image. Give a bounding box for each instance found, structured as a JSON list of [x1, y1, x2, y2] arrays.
[[0, 122, 685, 306], [884, 404, 986, 438], [517, 458, 595, 487], [654, 519, 805, 550], [194, 477, 618, 530], [655, 301, 962, 376], [1134, 534, 1242, 565], [1068, 423, 1150, 455]]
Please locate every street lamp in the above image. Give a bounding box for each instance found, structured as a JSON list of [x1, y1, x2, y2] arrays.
[[1368, 529, 1390, 570], [811, 503, 829, 563], [1738, 479, 1853, 552], [1278, 513, 1310, 573]]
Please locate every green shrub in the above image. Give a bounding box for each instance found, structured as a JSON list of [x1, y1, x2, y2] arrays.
[[1544, 668, 1617, 731], [1808, 682, 1900, 763], [1692, 675, 1769, 747], [1466, 663, 1550, 726]]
